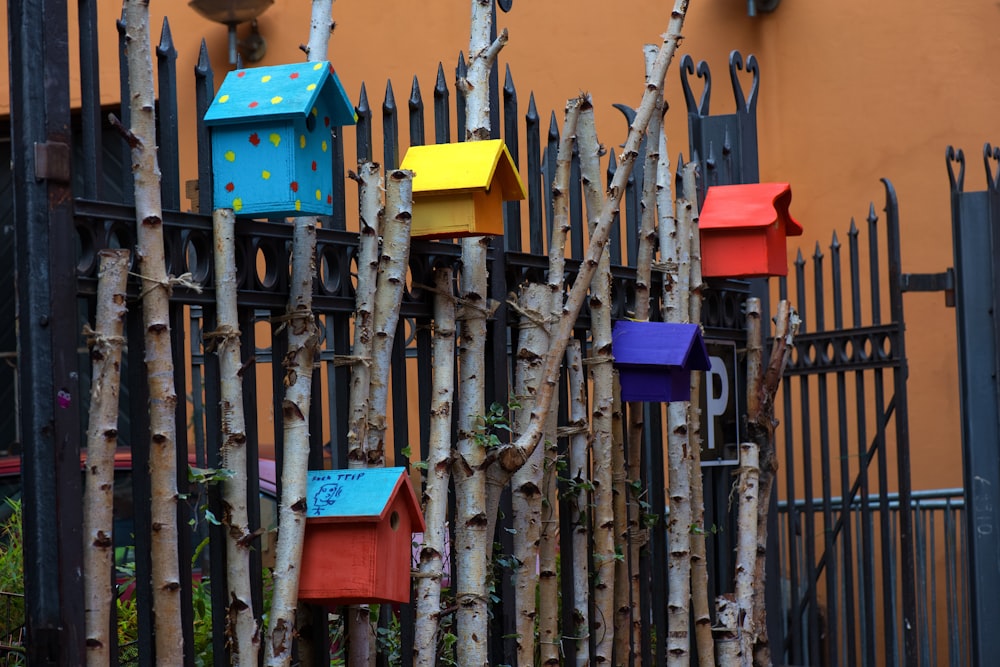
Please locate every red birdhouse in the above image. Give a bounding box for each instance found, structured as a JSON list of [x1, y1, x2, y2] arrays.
[[298, 467, 425, 605], [699, 183, 802, 278]]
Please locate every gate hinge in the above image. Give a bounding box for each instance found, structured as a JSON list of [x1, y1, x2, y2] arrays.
[[900, 268, 955, 307], [34, 141, 71, 183]]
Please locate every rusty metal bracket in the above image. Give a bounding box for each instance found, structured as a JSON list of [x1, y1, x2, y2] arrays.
[[900, 268, 955, 307], [34, 141, 71, 183]]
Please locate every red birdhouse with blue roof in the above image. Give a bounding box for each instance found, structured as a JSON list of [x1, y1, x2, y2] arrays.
[[298, 467, 425, 605], [612, 321, 711, 402], [203, 61, 355, 218], [699, 183, 803, 278]]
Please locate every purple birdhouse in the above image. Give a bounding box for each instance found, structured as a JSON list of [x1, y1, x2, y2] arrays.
[[612, 321, 711, 402]]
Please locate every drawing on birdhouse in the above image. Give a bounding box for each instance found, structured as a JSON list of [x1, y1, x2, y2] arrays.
[[698, 182, 803, 278], [298, 467, 425, 605], [203, 61, 355, 218], [399, 139, 526, 239], [612, 321, 711, 403]]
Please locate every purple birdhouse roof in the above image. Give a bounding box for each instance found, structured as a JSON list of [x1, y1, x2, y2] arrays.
[[612, 321, 711, 371], [699, 182, 803, 236]]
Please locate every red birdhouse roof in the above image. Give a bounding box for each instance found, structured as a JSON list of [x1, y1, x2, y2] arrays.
[[699, 183, 803, 236]]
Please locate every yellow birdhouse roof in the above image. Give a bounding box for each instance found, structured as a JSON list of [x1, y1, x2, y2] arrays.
[[400, 139, 527, 201]]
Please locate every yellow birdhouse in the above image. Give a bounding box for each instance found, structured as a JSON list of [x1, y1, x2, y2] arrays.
[[399, 139, 527, 239]]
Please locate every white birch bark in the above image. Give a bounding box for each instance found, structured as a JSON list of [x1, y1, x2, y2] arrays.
[[212, 208, 260, 666], [577, 105, 617, 664], [735, 441, 760, 667], [365, 169, 414, 466], [750, 300, 800, 667], [454, 2, 508, 663], [625, 44, 663, 657], [305, 0, 334, 61], [714, 594, 741, 666], [265, 219, 319, 667], [510, 282, 549, 666], [483, 95, 582, 543], [83, 249, 129, 666], [347, 162, 382, 468], [566, 340, 592, 666], [537, 417, 560, 667], [413, 266, 456, 667], [682, 165, 715, 667], [665, 163, 695, 667], [266, 6, 333, 663], [612, 376, 631, 664], [491, 0, 691, 478], [121, 3, 183, 661]]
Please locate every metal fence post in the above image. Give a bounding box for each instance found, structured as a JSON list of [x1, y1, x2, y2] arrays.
[[948, 146, 1000, 667]]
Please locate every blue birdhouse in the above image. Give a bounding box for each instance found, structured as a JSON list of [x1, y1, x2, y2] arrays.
[[612, 321, 711, 402], [203, 61, 355, 218]]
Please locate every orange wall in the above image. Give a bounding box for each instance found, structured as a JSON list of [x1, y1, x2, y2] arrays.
[[0, 1, 982, 493]]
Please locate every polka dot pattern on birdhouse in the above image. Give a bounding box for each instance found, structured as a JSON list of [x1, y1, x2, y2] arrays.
[[205, 61, 356, 217]]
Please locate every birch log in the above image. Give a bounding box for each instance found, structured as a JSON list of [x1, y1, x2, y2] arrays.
[[612, 377, 631, 664], [83, 249, 129, 666], [665, 162, 696, 667], [538, 97, 583, 667], [510, 282, 549, 666], [736, 441, 760, 667], [266, 3, 333, 662], [366, 169, 414, 466], [347, 162, 382, 468], [454, 2, 507, 662], [413, 266, 456, 667], [212, 208, 259, 665], [354, 170, 412, 667], [491, 0, 691, 478], [683, 164, 715, 667], [625, 43, 663, 656], [566, 340, 592, 665], [121, 2, 183, 661], [714, 594, 741, 666], [750, 300, 799, 667], [577, 105, 617, 664], [265, 219, 320, 667]]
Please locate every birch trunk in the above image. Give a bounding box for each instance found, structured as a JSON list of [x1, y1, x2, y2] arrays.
[[539, 99, 581, 667], [612, 377, 631, 665], [345, 162, 381, 667], [735, 441, 760, 667], [510, 282, 549, 666], [484, 95, 581, 544], [366, 169, 414, 466], [492, 0, 691, 479], [666, 163, 696, 667], [212, 208, 259, 665], [538, 417, 560, 667], [413, 266, 456, 667], [750, 300, 799, 667], [121, 3, 183, 661], [683, 165, 714, 667], [454, 2, 507, 662], [265, 6, 334, 664], [83, 249, 129, 666], [577, 105, 617, 664], [265, 219, 319, 667], [714, 595, 741, 666], [625, 43, 663, 658], [347, 162, 382, 467], [566, 340, 592, 665]]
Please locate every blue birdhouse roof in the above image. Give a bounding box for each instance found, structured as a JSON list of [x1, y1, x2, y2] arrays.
[[305, 467, 425, 530], [203, 61, 356, 127], [612, 321, 711, 371]]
